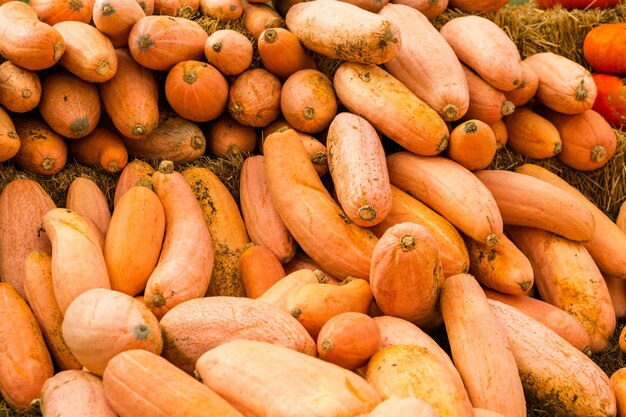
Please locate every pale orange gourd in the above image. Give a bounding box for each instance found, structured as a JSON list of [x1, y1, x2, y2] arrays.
[[113, 159, 155, 207], [153, 0, 199, 17], [257, 268, 324, 310], [66, 127, 128, 174], [389, 0, 446, 19], [204, 29, 253, 76], [40, 370, 116, 416], [462, 64, 515, 123], [200, 0, 242, 20], [229, 68, 282, 128], [447, 119, 497, 171], [0, 61, 41, 113], [93, 0, 146, 47], [610, 368, 626, 417], [66, 176, 111, 236], [488, 119, 508, 151], [447, 0, 508, 12], [13, 118, 67, 176], [242, 1, 285, 39], [239, 244, 286, 298], [368, 398, 438, 417], [504, 61, 539, 108], [205, 112, 257, 157], [105, 186, 165, 296], [280, 69, 336, 133], [30, 0, 93, 25], [503, 107, 562, 159], [143, 161, 214, 319], [258, 28, 316, 80]]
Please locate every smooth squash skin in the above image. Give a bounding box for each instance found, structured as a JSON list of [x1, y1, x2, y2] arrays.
[[0, 283, 54, 411], [143, 161, 214, 319], [182, 167, 250, 297], [441, 273, 526, 417], [447, 0, 508, 12], [327, 112, 392, 227], [484, 289, 592, 352], [507, 226, 615, 353], [240, 155, 297, 264], [103, 349, 245, 417], [40, 370, 117, 417], [23, 251, 82, 371], [241, 2, 285, 39], [280, 69, 336, 133], [264, 128, 377, 280], [610, 368, 626, 417], [334, 62, 449, 156], [13, 117, 68, 176], [489, 299, 616, 417], [368, 397, 438, 417], [29, 0, 94, 25], [504, 61, 539, 108], [365, 344, 475, 417], [502, 107, 562, 159], [440, 15, 523, 92], [380, 3, 468, 122], [104, 185, 165, 296], [0, 61, 41, 113], [93, 0, 146, 47], [159, 296, 316, 374], [386, 151, 503, 246], [66, 176, 111, 236], [0, 179, 55, 299], [474, 169, 595, 242], [196, 340, 382, 417], [43, 208, 111, 315], [67, 127, 128, 174], [461, 64, 515, 124], [0, 106, 20, 162], [239, 244, 286, 298], [515, 163, 626, 279], [285, 0, 401, 65], [0, 1, 65, 71], [113, 159, 155, 207], [466, 233, 534, 295], [370, 185, 469, 277], [258, 28, 317, 80], [446, 119, 497, 171], [204, 29, 253, 76], [257, 268, 323, 310]]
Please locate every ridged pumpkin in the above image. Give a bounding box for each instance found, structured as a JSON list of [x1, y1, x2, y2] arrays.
[[591, 73, 626, 128]]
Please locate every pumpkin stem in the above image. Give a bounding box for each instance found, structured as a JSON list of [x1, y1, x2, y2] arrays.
[[96, 59, 110, 76], [436, 135, 449, 153], [516, 79, 527, 90], [501, 100, 515, 116], [136, 177, 154, 190], [303, 106, 315, 120], [22, 89, 31, 99], [183, 70, 198, 84], [191, 135, 205, 150], [107, 161, 119, 173], [230, 102, 244, 115], [313, 269, 328, 284], [311, 151, 327, 167], [554, 141, 562, 155], [442, 104, 458, 122], [263, 28, 278, 43], [7, 131, 18, 139], [70, 118, 89, 136], [265, 17, 285, 30], [68, 0, 83, 11], [159, 160, 175, 174], [519, 280, 532, 293], [132, 123, 147, 137], [357, 205, 377, 222], [148, 292, 167, 308], [53, 42, 65, 61], [463, 121, 478, 134], [212, 41, 223, 53], [428, 0, 438, 4], [137, 34, 155, 52], [576, 79, 588, 102], [321, 339, 334, 352], [591, 145, 607, 162], [400, 234, 416, 251], [101, 2, 115, 15], [485, 233, 499, 246], [133, 323, 152, 341], [41, 157, 55, 171], [583, 346, 593, 357], [291, 308, 302, 318]]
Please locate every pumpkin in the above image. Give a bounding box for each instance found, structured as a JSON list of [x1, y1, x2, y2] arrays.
[[40, 370, 116, 416], [502, 106, 562, 159], [280, 69, 336, 133], [128, 15, 208, 71], [199, 0, 242, 20], [0, 61, 41, 113], [285, 0, 401, 65], [30, 0, 94, 25], [62, 288, 162, 376], [591, 73, 626, 128], [205, 112, 257, 157], [92, 0, 146, 47], [228, 68, 282, 127], [66, 127, 128, 173], [13, 117, 68, 175], [53, 20, 118, 83], [447, 0, 508, 12], [153, 0, 199, 17], [204, 29, 253, 76], [0, 1, 65, 71], [446, 119, 497, 171], [113, 159, 155, 207], [105, 185, 165, 296], [258, 27, 317, 80], [462, 64, 515, 123], [242, 1, 285, 39], [609, 368, 626, 417], [66, 176, 111, 235], [239, 244, 286, 298], [503, 61, 539, 108], [389, 0, 447, 20], [0, 106, 20, 162], [165, 60, 228, 123], [39, 70, 101, 138], [369, 398, 438, 417], [488, 119, 508, 150]]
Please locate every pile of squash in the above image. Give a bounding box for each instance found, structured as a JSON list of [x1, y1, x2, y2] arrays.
[[1, 0, 626, 416]]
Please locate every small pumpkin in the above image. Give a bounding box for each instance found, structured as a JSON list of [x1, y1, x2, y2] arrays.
[[0, 106, 20, 162], [200, 0, 243, 20], [229, 68, 282, 127], [0, 61, 41, 113], [446, 119, 497, 171], [92, 0, 146, 47], [591, 73, 626, 128], [205, 112, 257, 157], [13, 117, 68, 175], [204, 29, 253, 76], [281, 69, 336, 134], [258, 27, 317, 80]]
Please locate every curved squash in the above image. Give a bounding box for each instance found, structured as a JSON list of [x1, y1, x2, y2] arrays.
[[66, 176, 111, 235], [113, 159, 155, 207]]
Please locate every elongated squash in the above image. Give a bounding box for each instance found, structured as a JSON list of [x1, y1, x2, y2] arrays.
[[285, 0, 400, 65], [41, 370, 116, 416], [182, 167, 249, 297], [489, 299, 616, 417], [66, 176, 111, 235], [0, 106, 19, 162], [0, 179, 55, 298], [113, 159, 155, 207], [503, 107, 562, 159], [240, 155, 296, 264], [441, 273, 526, 417], [462, 64, 515, 124], [143, 161, 214, 319], [379, 3, 468, 122], [105, 186, 165, 296], [368, 397, 438, 417], [507, 226, 615, 352], [483, 289, 592, 352], [370, 185, 469, 277], [257, 268, 323, 310], [264, 128, 377, 280], [13, 117, 67, 176], [103, 349, 245, 417], [196, 340, 381, 416], [327, 112, 391, 226], [0, 61, 41, 113], [515, 163, 626, 279], [503, 61, 539, 108], [43, 208, 111, 315], [440, 15, 523, 92], [239, 244, 286, 298], [466, 233, 534, 295], [334, 62, 449, 156], [67, 127, 128, 174], [0, 283, 54, 411], [23, 251, 82, 371], [160, 296, 315, 373], [387, 151, 503, 246], [474, 170, 595, 241]]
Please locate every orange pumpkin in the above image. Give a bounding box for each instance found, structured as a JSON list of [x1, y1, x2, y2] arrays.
[[92, 0, 146, 47], [199, 0, 242, 20], [258, 27, 317, 80], [584, 23, 626, 75], [165, 60, 228, 123], [0, 61, 41, 113], [113, 160, 155, 207], [446, 119, 497, 171], [153, 0, 199, 17], [66, 127, 128, 173], [204, 29, 253, 76], [229, 68, 282, 127], [241, 2, 285, 39], [13, 117, 68, 175], [0, 106, 20, 162], [504, 61, 539, 108], [30, 0, 94, 25], [205, 112, 257, 157], [592, 73, 626, 128]]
